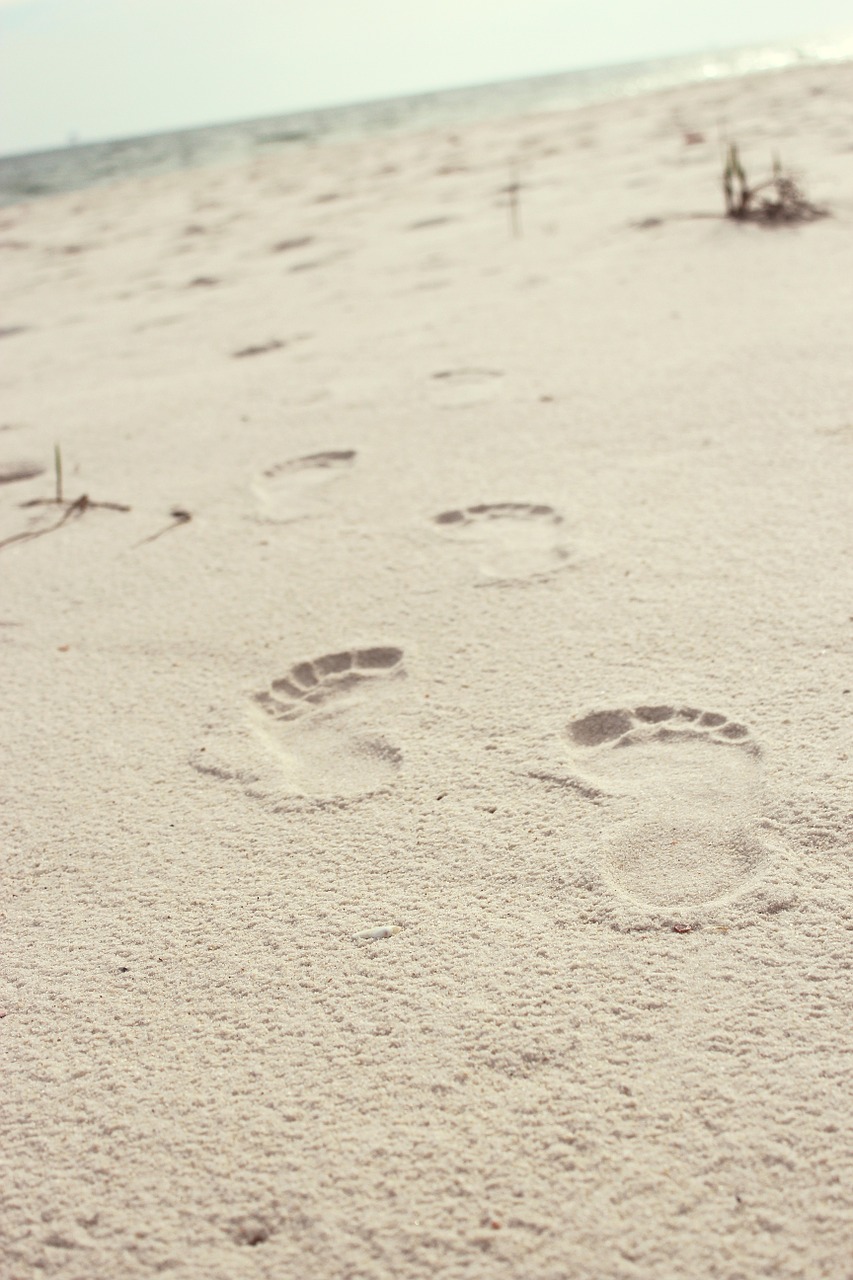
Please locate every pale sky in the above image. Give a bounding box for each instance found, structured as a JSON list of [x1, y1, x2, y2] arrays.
[[1, 0, 852, 156]]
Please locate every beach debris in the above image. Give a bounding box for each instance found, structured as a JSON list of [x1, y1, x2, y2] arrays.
[[722, 143, 827, 225], [504, 159, 522, 238], [672, 923, 693, 934], [355, 925, 401, 942], [135, 507, 192, 547], [229, 1214, 275, 1246], [0, 446, 129, 553]]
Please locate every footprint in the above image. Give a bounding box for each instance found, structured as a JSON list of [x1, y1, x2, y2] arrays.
[[271, 235, 314, 253], [564, 705, 780, 910], [408, 216, 456, 231], [251, 646, 405, 798], [233, 339, 285, 358], [432, 502, 571, 586], [429, 368, 503, 407], [0, 460, 44, 485], [252, 450, 355, 522]]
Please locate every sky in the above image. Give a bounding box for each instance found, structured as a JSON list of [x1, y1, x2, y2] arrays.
[[1, 0, 852, 156]]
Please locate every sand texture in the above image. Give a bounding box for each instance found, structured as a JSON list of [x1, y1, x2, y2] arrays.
[[2, 61, 853, 1279]]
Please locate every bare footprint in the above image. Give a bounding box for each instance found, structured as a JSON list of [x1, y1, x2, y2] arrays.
[[251, 646, 405, 798], [432, 502, 571, 586], [565, 705, 782, 910], [252, 450, 355, 522], [429, 368, 503, 407]]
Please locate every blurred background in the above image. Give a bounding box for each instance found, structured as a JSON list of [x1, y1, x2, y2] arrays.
[[2, 0, 853, 156]]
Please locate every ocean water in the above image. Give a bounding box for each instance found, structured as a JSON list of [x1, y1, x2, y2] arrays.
[[1, 32, 851, 207]]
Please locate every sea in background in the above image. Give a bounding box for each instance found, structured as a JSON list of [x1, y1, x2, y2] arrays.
[[1, 30, 852, 207]]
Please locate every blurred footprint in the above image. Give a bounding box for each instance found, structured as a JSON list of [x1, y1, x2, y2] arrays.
[[252, 449, 355, 522], [432, 502, 572, 586], [429, 368, 503, 407]]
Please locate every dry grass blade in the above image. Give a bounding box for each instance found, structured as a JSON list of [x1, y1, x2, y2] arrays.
[[136, 508, 192, 547]]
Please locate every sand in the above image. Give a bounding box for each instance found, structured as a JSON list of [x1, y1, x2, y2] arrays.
[[2, 59, 853, 1280]]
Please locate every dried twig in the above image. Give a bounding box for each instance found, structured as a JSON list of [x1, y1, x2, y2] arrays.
[[0, 447, 130, 552], [502, 161, 522, 239], [136, 508, 192, 547]]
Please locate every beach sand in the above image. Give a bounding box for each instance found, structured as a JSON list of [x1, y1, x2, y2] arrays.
[[2, 60, 852, 1279]]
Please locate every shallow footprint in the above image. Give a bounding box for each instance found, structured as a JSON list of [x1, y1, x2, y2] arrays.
[[0, 460, 44, 486], [429, 368, 503, 407], [252, 646, 405, 798], [432, 502, 571, 586], [252, 449, 355, 522], [565, 704, 777, 910]]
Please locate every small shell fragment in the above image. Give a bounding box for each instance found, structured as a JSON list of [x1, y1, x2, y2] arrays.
[[355, 925, 401, 941]]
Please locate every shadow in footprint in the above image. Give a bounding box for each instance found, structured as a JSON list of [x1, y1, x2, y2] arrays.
[[252, 450, 355, 522], [233, 339, 285, 359], [432, 502, 571, 586], [0, 460, 45, 485], [564, 704, 785, 911], [251, 646, 405, 798], [409, 216, 456, 231]]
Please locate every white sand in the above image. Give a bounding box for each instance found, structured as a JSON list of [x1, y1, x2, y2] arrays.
[[3, 61, 853, 1279]]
